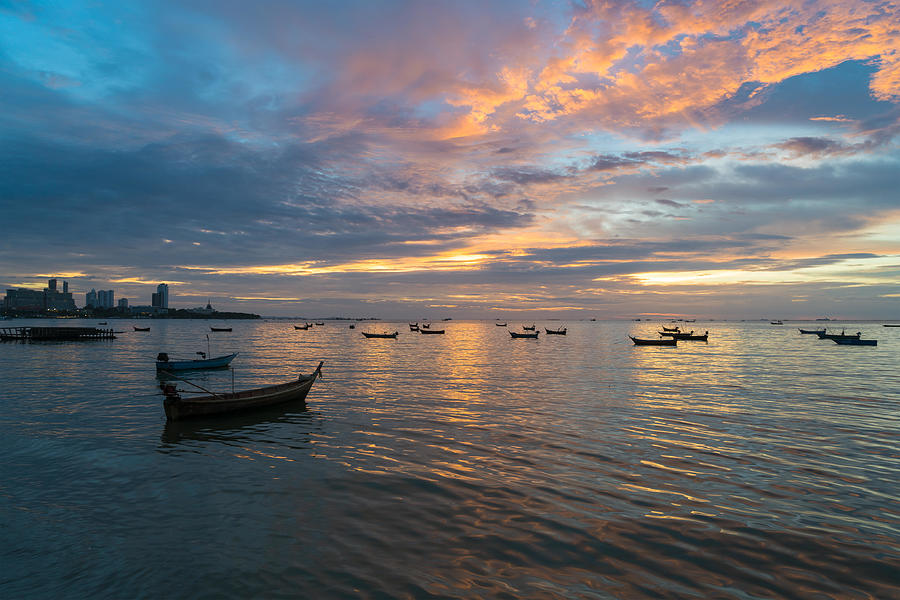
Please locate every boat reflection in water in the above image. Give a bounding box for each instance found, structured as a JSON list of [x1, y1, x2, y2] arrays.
[[160, 400, 320, 447]]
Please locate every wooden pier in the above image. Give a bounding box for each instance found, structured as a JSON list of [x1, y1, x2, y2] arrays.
[[0, 326, 117, 341]]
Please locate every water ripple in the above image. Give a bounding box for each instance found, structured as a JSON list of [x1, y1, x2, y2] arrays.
[[1, 319, 899, 598]]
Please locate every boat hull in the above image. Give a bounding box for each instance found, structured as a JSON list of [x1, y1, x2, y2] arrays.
[[163, 371, 319, 421], [816, 331, 861, 340], [833, 338, 877, 346], [157, 352, 238, 371], [670, 333, 708, 341], [419, 329, 445, 334], [510, 331, 538, 338], [362, 332, 398, 338], [630, 336, 676, 346]]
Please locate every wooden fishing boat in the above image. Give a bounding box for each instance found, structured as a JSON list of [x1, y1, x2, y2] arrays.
[[833, 338, 877, 346], [661, 325, 680, 332], [630, 336, 676, 346], [545, 327, 567, 335], [815, 330, 861, 340], [495, 322, 507, 327], [210, 327, 232, 332], [314, 322, 324, 326], [419, 328, 445, 334], [770, 320, 783, 325], [409, 323, 419, 331], [420, 323, 431, 329], [362, 331, 398, 338], [798, 328, 826, 334], [658, 330, 679, 336], [161, 362, 323, 421], [883, 324, 900, 327], [294, 324, 309, 330], [156, 351, 238, 371], [522, 324, 536, 331], [670, 330, 708, 341], [510, 330, 539, 338], [348, 324, 355, 329], [134, 326, 151, 331]]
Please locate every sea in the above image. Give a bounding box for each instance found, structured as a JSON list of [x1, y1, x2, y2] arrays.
[[1, 318, 898, 599]]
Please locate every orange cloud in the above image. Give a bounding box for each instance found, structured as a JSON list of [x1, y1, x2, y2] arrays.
[[449, 1, 900, 134]]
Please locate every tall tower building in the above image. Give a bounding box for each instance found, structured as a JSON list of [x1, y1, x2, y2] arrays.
[[48, 279, 57, 292], [96, 290, 115, 308], [85, 289, 97, 307], [63, 281, 68, 294], [156, 283, 169, 309]]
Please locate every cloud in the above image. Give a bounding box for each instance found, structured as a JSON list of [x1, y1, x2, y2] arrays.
[[491, 166, 569, 185]]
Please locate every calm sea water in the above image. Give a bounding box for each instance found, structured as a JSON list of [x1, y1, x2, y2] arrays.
[[1, 318, 898, 599]]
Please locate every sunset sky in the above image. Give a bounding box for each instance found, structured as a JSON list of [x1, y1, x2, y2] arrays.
[[2, 0, 899, 319]]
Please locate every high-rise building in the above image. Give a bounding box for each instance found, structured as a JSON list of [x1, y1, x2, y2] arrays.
[[118, 298, 128, 309], [85, 289, 97, 308], [97, 290, 115, 308], [3, 288, 45, 311], [63, 281, 68, 294], [3, 278, 75, 312], [153, 283, 169, 309]]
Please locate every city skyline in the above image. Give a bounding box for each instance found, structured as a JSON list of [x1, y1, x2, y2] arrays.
[[2, 1, 899, 319]]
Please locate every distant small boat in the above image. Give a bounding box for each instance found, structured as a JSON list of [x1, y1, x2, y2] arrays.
[[670, 330, 708, 342], [545, 327, 567, 335], [798, 328, 826, 334], [420, 323, 431, 329], [134, 326, 150, 331], [833, 338, 877, 346], [98, 322, 107, 325], [419, 328, 445, 334], [661, 325, 680, 332], [362, 331, 398, 338], [315, 322, 324, 326], [161, 362, 322, 421], [883, 324, 900, 327], [771, 321, 783, 325], [510, 330, 538, 339], [409, 323, 419, 331], [495, 322, 507, 327], [522, 324, 536, 331], [294, 324, 309, 330], [816, 330, 861, 340], [348, 324, 355, 329], [630, 336, 676, 346], [590, 318, 597, 321], [156, 351, 238, 371], [210, 327, 232, 332], [442, 318, 452, 321]]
